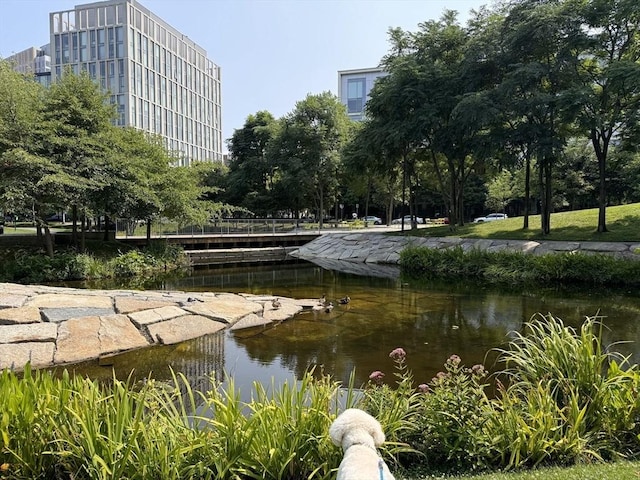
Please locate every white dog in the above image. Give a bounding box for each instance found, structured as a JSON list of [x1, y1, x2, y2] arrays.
[[329, 408, 395, 480]]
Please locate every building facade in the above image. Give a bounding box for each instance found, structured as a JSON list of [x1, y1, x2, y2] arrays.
[[5, 46, 52, 87], [337, 67, 386, 121], [48, 0, 222, 165]]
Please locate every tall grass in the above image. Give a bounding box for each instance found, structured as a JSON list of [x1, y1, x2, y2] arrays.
[[2, 315, 639, 478]]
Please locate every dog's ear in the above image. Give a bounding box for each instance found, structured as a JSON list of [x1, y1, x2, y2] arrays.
[[369, 420, 386, 447], [328, 416, 345, 446]]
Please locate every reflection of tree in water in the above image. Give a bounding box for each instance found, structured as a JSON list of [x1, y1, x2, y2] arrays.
[[62, 332, 226, 401], [231, 287, 529, 387]]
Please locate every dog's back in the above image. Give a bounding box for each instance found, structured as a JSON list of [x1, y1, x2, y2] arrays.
[[329, 409, 395, 480]]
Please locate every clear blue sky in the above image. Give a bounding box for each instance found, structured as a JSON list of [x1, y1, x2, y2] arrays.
[[0, 0, 488, 150]]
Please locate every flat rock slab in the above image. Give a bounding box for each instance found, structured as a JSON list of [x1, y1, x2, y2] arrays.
[[0, 293, 29, 308], [0, 322, 58, 343], [147, 314, 225, 344], [27, 293, 113, 309], [41, 307, 115, 323], [115, 297, 177, 314], [0, 342, 56, 369], [54, 315, 149, 364], [128, 305, 188, 327], [183, 296, 263, 324], [230, 313, 272, 331], [263, 301, 303, 322], [0, 306, 42, 325]]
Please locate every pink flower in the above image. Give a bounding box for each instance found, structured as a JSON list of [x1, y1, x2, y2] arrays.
[[389, 348, 406, 360], [418, 383, 429, 393], [369, 371, 385, 385], [472, 364, 486, 376], [448, 354, 461, 366]]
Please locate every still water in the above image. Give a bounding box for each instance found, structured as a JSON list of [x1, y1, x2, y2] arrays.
[[63, 260, 640, 397]]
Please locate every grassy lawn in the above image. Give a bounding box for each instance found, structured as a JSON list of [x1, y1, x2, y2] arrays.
[[407, 203, 640, 242], [398, 460, 640, 480]]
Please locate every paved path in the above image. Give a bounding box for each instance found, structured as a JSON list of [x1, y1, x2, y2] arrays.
[[0, 283, 323, 371]]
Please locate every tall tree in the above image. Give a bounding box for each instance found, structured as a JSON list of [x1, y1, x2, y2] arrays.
[[500, 0, 584, 235], [226, 111, 278, 215], [271, 92, 351, 228], [0, 60, 60, 255], [576, 0, 640, 232], [39, 69, 116, 245]]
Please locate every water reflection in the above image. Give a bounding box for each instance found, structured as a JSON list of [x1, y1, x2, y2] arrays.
[[63, 261, 640, 398]]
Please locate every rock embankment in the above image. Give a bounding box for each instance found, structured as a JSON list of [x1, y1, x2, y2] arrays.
[[0, 283, 322, 371], [290, 232, 640, 264]]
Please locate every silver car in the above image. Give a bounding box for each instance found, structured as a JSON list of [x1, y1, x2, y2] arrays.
[[474, 213, 508, 223]]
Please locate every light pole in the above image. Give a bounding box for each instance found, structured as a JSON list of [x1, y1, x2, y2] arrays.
[[339, 204, 344, 221]]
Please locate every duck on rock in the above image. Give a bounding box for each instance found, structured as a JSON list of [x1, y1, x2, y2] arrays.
[[338, 296, 351, 305]]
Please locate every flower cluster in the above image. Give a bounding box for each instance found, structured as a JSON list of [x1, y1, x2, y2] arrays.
[[369, 370, 385, 385]]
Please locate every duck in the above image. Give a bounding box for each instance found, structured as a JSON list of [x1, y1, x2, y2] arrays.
[[338, 296, 351, 305], [272, 298, 282, 309], [325, 302, 334, 313], [318, 294, 327, 306]]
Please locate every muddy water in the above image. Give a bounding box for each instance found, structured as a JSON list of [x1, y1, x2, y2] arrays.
[[61, 261, 640, 398]]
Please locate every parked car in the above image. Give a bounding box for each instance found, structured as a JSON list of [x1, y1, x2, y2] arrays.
[[46, 213, 65, 222], [474, 213, 508, 223], [361, 215, 382, 225], [391, 215, 425, 225]]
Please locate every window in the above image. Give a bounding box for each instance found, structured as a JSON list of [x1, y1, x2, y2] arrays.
[[347, 78, 365, 114]]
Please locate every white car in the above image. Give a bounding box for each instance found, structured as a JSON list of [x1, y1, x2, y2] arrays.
[[474, 213, 508, 223], [361, 216, 382, 225], [391, 215, 424, 225]]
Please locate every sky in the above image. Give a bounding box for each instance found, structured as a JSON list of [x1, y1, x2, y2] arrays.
[[0, 0, 489, 150]]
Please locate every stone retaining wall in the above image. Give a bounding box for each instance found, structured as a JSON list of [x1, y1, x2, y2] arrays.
[[290, 232, 640, 264]]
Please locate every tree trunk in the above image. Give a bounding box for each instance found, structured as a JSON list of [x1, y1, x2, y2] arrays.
[[538, 155, 548, 235], [43, 225, 54, 258], [80, 212, 86, 253], [523, 151, 531, 230], [592, 129, 609, 233], [318, 187, 324, 230], [401, 152, 407, 232], [71, 205, 78, 248]]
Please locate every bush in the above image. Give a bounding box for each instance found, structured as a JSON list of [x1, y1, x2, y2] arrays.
[[400, 246, 640, 287], [363, 315, 640, 475], [0, 243, 189, 284]]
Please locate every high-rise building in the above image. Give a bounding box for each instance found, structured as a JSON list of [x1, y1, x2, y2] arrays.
[[337, 67, 387, 122], [46, 0, 222, 165], [5, 45, 52, 87]]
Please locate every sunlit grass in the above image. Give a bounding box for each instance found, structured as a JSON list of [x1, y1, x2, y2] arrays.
[[410, 203, 640, 242], [398, 460, 640, 479]]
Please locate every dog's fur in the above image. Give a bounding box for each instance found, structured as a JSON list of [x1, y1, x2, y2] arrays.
[[329, 408, 395, 480]]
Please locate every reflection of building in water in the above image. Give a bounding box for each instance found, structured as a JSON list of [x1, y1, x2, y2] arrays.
[[167, 332, 226, 397]]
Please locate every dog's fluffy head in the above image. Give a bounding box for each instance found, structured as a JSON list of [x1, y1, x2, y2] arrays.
[[329, 408, 386, 450]]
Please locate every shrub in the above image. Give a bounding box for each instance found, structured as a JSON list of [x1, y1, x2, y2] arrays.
[[408, 356, 492, 472], [493, 314, 640, 464], [400, 246, 640, 287]]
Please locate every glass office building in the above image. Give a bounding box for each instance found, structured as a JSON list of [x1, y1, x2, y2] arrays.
[[49, 0, 222, 165], [337, 67, 386, 122]]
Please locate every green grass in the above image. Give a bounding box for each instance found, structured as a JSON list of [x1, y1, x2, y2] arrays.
[[408, 203, 640, 242], [398, 460, 640, 479]]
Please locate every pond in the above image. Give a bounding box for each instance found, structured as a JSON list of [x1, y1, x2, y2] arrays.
[[61, 260, 640, 398]]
